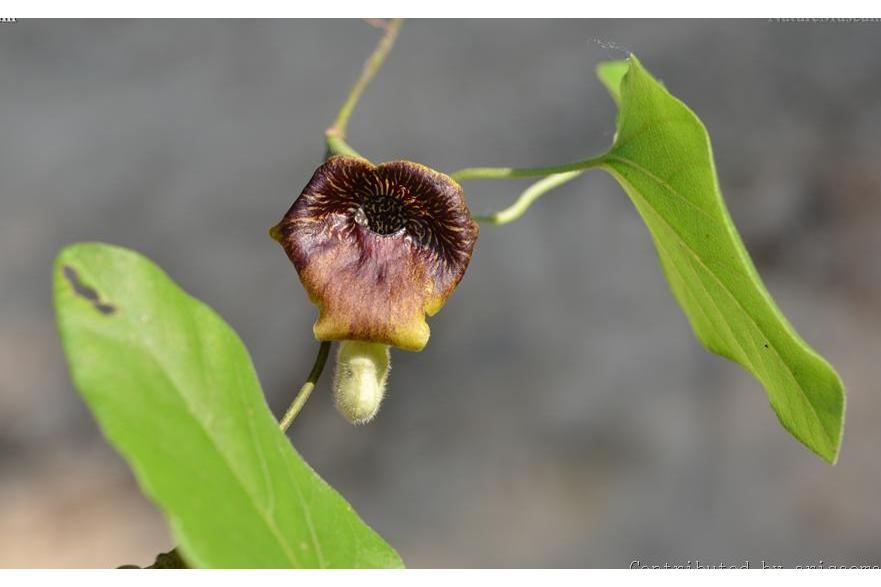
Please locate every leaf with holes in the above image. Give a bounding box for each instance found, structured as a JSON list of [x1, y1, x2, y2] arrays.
[[53, 242, 404, 568], [595, 56, 845, 463]]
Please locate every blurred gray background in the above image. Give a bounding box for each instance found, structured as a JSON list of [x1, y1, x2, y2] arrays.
[[1, 19, 880, 568]]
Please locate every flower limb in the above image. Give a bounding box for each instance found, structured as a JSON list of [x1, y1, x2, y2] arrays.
[[279, 341, 332, 432], [325, 19, 403, 159]]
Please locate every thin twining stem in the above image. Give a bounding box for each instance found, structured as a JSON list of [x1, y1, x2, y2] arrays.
[[473, 171, 584, 225], [279, 341, 332, 432], [326, 135, 363, 159], [450, 153, 607, 183], [325, 19, 404, 158]]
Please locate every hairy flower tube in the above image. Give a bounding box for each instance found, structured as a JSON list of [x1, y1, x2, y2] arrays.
[[332, 341, 390, 424], [271, 156, 479, 422]]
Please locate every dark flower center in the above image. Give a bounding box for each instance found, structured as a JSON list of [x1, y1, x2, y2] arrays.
[[356, 194, 407, 235]]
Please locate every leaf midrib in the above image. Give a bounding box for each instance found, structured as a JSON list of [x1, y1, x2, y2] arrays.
[[187, 302, 326, 567]]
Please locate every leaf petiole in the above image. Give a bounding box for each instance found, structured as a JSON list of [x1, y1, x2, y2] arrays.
[[449, 154, 607, 182]]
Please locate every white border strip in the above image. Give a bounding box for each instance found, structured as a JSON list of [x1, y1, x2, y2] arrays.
[[1, 569, 880, 585], [3, 2, 881, 19]]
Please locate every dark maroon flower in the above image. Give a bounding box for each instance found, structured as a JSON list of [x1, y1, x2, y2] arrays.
[[271, 156, 479, 351]]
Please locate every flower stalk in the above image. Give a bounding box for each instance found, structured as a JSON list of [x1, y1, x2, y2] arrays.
[[279, 341, 331, 432]]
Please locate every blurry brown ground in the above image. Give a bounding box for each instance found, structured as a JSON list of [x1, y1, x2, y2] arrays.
[[1, 20, 880, 568]]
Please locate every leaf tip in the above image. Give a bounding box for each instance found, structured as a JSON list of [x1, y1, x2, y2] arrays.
[[824, 372, 846, 465]]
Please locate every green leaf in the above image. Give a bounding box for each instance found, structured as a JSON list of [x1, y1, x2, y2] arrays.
[[595, 56, 845, 463], [53, 242, 404, 568]]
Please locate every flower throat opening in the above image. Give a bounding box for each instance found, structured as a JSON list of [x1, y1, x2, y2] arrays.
[[355, 194, 407, 235]]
